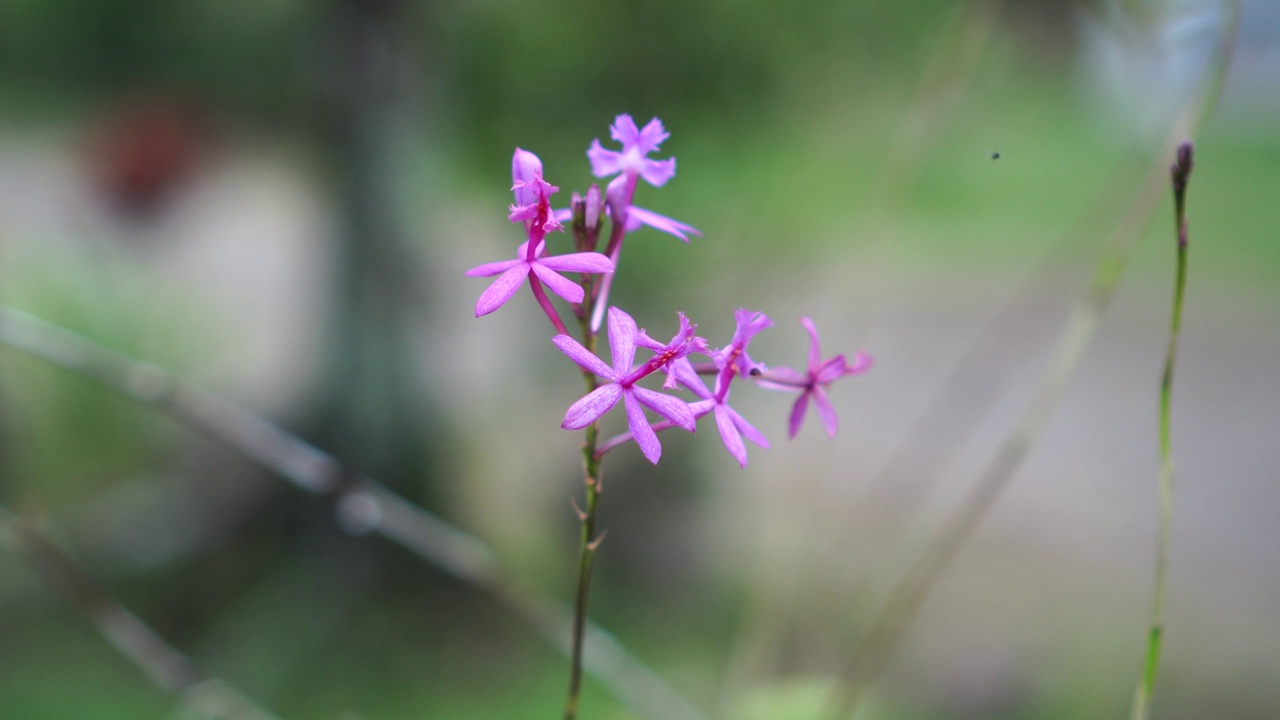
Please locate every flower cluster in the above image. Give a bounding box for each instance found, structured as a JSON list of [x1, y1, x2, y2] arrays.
[[467, 114, 871, 466]]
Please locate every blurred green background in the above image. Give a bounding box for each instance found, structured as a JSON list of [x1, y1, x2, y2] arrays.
[[2, 0, 1279, 718]]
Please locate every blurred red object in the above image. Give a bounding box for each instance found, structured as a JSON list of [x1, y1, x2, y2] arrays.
[[90, 101, 203, 216]]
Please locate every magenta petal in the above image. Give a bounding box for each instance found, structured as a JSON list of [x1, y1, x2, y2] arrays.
[[552, 335, 616, 379], [632, 386, 695, 432], [624, 392, 662, 464], [563, 384, 624, 430], [588, 140, 623, 178], [799, 317, 822, 371], [728, 406, 769, 449], [626, 206, 699, 242], [511, 148, 542, 206], [465, 257, 523, 277], [553, 207, 573, 224], [847, 351, 874, 375], [687, 398, 716, 419], [610, 114, 640, 145], [509, 202, 539, 224], [474, 264, 529, 317], [607, 307, 639, 375], [639, 157, 677, 187], [788, 391, 810, 439], [530, 264, 585, 303], [672, 358, 712, 399], [714, 405, 748, 468], [539, 252, 615, 274], [815, 355, 849, 384], [635, 117, 670, 154], [812, 386, 839, 439]]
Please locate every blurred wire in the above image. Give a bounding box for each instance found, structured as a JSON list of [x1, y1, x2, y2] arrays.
[[0, 503, 283, 720], [0, 304, 709, 720]]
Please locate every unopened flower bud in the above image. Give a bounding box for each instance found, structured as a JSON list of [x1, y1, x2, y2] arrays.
[[585, 184, 602, 234], [605, 174, 629, 225], [511, 147, 543, 206]]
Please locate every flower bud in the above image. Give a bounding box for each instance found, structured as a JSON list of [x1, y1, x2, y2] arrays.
[[585, 184, 602, 234], [511, 147, 543, 206], [605, 174, 629, 225]]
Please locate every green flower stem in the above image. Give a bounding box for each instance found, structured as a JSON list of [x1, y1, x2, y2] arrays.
[[1131, 140, 1194, 720], [564, 255, 608, 720]]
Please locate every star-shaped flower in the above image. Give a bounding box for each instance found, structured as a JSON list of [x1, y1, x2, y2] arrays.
[[756, 317, 872, 439], [587, 115, 677, 187], [554, 308, 696, 464]]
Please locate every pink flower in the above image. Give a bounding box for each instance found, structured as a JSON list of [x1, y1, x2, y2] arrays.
[[554, 307, 696, 464], [466, 150, 614, 321], [588, 115, 676, 187], [588, 116, 700, 243], [756, 317, 872, 439]]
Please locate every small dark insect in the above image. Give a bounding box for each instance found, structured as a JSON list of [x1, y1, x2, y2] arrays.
[[990, 151, 1001, 160]]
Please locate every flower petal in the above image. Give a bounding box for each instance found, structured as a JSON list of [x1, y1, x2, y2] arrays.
[[632, 386, 695, 432], [552, 335, 616, 379], [728, 406, 770, 449], [563, 384, 623, 430], [672, 358, 712, 399], [799, 317, 823, 372], [847, 351, 874, 375], [634, 117, 670, 155], [787, 391, 810, 439], [626, 205, 699, 242], [607, 307, 639, 376], [639, 157, 677, 187], [474, 264, 529, 317], [531, 263, 585, 304], [687, 398, 716, 419], [815, 355, 849, 384], [624, 392, 662, 464], [610, 114, 641, 146], [714, 404, 748, 468], [539, 252, 615, 274], [587, 140, 623, 178], [812, 386, 839, 439], [511, 148, 543, 206], [464, 257, 523, 278]]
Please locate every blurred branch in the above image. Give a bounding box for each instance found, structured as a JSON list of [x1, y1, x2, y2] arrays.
[[0, 304, 709, 720], [0, 504, 282, 720], [819, 4, 1241, 718]]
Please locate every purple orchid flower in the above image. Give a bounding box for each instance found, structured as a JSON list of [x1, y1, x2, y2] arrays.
[[466, 150, 614, 329], [588, 114, 700, 243], [673, 358, 769, 468], [554, 307, 697, 464], [756, 317, 873, 439], [588, 115, 677, 187]]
